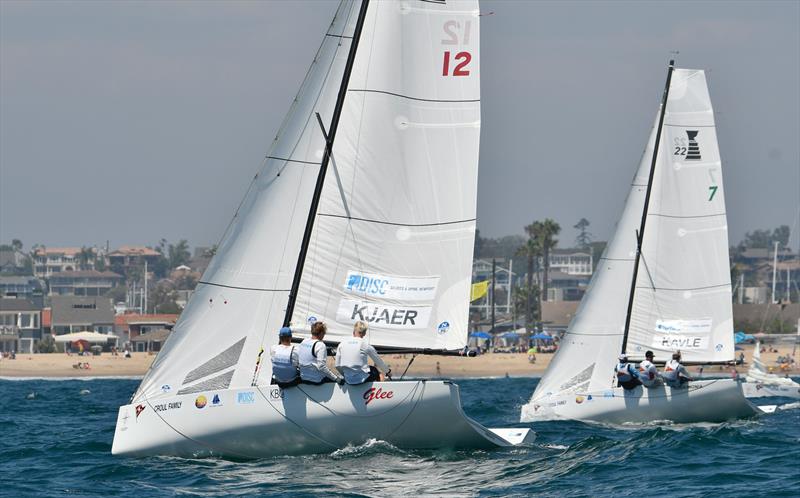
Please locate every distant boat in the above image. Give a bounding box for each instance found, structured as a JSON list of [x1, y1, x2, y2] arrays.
[[112, 0, 532, 458], [521, 61, 758, 424], [741, 341, 800, 399]]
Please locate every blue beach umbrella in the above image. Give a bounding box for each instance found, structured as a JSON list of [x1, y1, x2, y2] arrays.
[[470, 331, 491, 339]]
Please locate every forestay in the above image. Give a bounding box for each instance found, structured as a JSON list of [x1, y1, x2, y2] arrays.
[[289, 0, 481, 351], [626, 69, 732, 363]]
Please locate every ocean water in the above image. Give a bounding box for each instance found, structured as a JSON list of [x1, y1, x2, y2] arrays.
[[1, 377, 798, 497]]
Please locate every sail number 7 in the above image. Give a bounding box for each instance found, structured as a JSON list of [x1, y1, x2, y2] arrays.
[[708, 185, 718, 201], [441, 20, 471, 77]]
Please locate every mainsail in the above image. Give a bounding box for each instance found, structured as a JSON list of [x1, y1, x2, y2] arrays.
[[534, 65, 732, 399], [133, 0, 480, 403]]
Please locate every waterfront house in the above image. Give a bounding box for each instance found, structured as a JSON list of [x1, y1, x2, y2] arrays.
[[50, 296, 114, 336], [48, 270, 123, 297], [0, 298, 42, 353]]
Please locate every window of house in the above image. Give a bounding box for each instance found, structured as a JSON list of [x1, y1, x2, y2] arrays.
[[20, 314, 31, 328]]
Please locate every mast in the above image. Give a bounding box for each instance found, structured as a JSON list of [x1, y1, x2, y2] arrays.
[[283, 0, 371, 327], [621, 60, 675, 354]]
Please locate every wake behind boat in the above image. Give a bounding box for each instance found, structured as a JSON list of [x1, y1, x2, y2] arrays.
[[112, 0, 532, 458], [521, 61, 758, 424]]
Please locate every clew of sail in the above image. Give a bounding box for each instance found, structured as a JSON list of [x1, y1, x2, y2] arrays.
[[132, 1, 363, 402], [289, 0, 481, 351], [626, 69, 733, 364]]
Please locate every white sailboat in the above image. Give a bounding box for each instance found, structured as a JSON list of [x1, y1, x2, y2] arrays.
[[741, 341, 800, 399], [521, 62, 758, 424], [112, 0, 532, 458]]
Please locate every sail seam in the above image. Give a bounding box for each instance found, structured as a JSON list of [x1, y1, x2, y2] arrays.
[[198, 281, 290, 292], [648, 212, 726, 219], [326, 33, 353, 39], [635, 283, 730, 291], [266, 155, 321, 166], [348, 88, 480, 103], [317, 213, 476, 227], [663, 123, 715, 128]]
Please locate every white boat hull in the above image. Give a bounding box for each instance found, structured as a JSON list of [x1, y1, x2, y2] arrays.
[[112, 380, 533, 458], [520, 379, 758, 424], [741, 381, 800, 399]]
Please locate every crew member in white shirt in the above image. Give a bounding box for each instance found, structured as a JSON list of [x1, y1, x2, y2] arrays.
[[336, 321, 392, 385], [270, 326, 300, 388], [662, 351, 693, 388], [637, 350, 660, 388], [298, 321, 344, 385]]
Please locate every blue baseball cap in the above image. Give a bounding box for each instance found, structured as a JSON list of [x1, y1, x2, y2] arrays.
[[278, 327, 292, 337]]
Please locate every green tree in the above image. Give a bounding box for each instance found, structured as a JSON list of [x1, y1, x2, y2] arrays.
[[11, 239, 22, 252], [530, 219, 561, 309], [519, 225, 543, 332], [77, 246, 95, 271], [573, 218, 592, 249], [150, 281, 181, 314], [168, 240, 191, 269]]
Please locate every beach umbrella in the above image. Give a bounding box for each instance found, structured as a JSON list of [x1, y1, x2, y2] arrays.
[[502, 332, 520, 340], [531, 333, 553, 341], [470, 331, 491, 339], [54, 331, 118, 344]]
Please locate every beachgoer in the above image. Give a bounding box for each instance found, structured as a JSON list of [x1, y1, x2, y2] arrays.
[[123, 349, 131, 358], [637, 350, 659, 387], [298, 321, 343, 385], [270, 326, 300, 388], [662, 351, 693, 388], [615, 354, 641, 390], [335, 321, 391, 384]]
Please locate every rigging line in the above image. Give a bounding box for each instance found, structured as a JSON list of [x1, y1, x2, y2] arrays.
[[317, 213, 476, 227], [315, 112, 351, 218], [197, 281, 290, 293], [400, 354, 418, 380], [384, 381, 429, 441], [265, 156, 321, 166], [283, 0, 371, 328], [622, 60, 675, 355], [143, 398, 255, 459], [256, 387, 339, 450], [348, 88, 480, 103], [599, 257, 635, 262]]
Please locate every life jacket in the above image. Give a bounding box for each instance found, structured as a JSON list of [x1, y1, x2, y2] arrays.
[[615, 362, 636, 383], [298, 337, 325, 383], [637, 360, 657, 386], [271, 344, 297, 383], [662, 359, 680, 381]]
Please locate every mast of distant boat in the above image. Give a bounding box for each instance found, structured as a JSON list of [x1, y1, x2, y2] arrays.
[[620, 60, 675, 355]]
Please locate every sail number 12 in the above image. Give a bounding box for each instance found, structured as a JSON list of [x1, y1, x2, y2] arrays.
[[441, 20, 472, 77]]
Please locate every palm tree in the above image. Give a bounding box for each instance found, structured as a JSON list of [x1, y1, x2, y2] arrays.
[[518, 225, 543, 333], [531, 219, 560, 317], [77, 246, 96, 271]]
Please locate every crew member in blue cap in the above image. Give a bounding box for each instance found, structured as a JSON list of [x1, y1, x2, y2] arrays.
[[270, 326, 300, 388]]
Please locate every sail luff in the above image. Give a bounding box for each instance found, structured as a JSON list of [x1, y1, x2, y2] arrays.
[[621, 60, 675, 355], [283, 0, 371, 327]]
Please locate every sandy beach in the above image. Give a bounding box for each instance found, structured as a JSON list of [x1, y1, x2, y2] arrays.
[[0, 343, 797, 379]]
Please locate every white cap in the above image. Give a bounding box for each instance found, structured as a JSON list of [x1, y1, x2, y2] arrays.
[[618, 354, 628, 361]]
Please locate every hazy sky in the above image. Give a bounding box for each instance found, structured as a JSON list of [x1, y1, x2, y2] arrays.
[[1, 0, 798, 252]]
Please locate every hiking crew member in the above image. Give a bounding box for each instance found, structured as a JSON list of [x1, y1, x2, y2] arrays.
[[637, 350, 660, 388], [298, 321, 344, 385], [615, 354, 642, 390], [662, 351, 693, 388], [335, 321, 392, 385], [270, 327, 300, 388]]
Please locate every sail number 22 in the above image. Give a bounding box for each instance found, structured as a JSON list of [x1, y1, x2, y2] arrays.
[[441, 20, 472, 77]]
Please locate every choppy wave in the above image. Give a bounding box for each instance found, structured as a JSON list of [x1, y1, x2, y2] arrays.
[[1, 377, 798, 497]]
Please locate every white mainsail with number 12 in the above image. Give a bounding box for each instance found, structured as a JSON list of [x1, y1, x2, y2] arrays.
[[522, 63, 756, 424], [133, 0, 479, 402]]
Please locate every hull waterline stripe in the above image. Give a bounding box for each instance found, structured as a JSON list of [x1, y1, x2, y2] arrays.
[[198, 281, 290, 293], [266, 156, 321, 166], [348, 88, 480, 103], [318, 212, 476, 228]]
